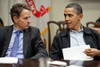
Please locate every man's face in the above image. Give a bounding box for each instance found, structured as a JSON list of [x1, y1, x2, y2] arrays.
[[64, 8, 83, 31], [14, 9, 31, 30]]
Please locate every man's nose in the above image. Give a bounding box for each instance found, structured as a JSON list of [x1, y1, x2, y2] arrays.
[[28, 18, 31, 23], [65, 16, 69, 21]]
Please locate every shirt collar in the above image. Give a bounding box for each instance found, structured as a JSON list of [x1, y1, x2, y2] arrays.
[[60, 25, 92, 37], [13, 26, 18, 33], [13, 25, 23, 33], [70, 25, 83, 33]]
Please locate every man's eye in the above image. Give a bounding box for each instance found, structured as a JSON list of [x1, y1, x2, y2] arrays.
[[24, 17, 28, 19], [64, 14, 66, 17], [68, 14, 73, 17], [24, 16, 31, 19]]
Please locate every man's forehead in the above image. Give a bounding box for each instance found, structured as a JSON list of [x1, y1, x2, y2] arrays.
[[64, 8, 77, 14]]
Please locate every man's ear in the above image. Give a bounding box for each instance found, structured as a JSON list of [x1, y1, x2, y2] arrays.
[[79, 14, 83, 20], [13, 16, 18, 23]]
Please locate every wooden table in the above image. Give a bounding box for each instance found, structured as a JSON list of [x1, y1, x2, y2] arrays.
[[0, 58, 100, 67]]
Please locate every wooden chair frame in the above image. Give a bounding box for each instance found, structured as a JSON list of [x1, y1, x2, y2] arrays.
[[47, 21, 66, 53]]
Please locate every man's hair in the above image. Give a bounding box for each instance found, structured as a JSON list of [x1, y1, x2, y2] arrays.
[[10, 3, 30, 23], [96, 17, 100, 22], [65, 3, 83, 15]]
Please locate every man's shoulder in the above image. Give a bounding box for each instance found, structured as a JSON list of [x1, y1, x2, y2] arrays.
[[55, 29, 68, 38], [0, 26, 12, 31], [29, 26, 39, 31], [83, 26, 99, 34], [28, 26, 40, 33]]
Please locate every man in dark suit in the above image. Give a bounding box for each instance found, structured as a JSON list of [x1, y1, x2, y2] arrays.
[[0, 3, 48, 59]]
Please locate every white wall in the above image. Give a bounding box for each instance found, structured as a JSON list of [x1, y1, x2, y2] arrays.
[[0, 0, 9, 26]]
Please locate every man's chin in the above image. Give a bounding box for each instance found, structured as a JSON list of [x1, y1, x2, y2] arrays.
[[67, 26, 72, 29], [24, 26, 29, 30]]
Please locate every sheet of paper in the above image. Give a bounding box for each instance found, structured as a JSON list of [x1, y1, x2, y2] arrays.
[[47, 61, 67, 66], [0, 57, 18, 64], [66, 65, 82, 67], [62, 45, 93, 61]]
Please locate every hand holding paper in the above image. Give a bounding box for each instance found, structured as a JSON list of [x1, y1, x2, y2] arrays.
[[62, 45, 93, 60], [84, 48, 100, 58]]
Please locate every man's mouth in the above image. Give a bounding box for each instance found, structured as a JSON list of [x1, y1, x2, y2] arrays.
[[66, 22, 71, 25]]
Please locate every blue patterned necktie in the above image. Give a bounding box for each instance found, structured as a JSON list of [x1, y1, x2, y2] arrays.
[[10, 31, 21, 57]]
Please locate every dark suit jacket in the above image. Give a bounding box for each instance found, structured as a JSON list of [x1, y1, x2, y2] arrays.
[[0, 25, 48, 58]]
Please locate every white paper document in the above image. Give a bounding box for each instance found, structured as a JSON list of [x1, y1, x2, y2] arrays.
[[0, 57, 18, 64], [47, 61, 67, 66], [66, 65, 82, 67], [62, 45, 93, 61]]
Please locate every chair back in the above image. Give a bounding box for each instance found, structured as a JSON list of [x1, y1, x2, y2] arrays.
[[86, 22, 100, 28], [86, 22, 100, 34], [47, 21, 66, 53], [0, 18, 4, 27]]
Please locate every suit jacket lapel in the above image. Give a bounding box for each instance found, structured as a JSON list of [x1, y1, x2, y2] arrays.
[[1, 26, 13, 56], [23, 29, 31, 58]]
